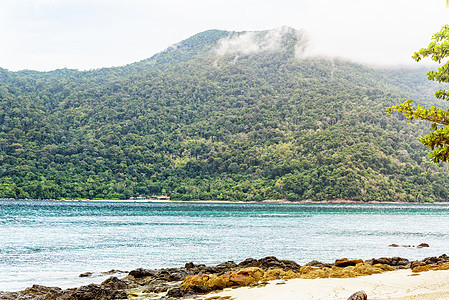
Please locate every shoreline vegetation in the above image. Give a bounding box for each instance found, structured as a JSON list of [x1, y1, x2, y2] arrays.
[[1, 198, 449, 204], [2, 255, 449, 299]]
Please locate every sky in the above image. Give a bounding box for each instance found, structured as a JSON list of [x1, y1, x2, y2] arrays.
[[1, 0, 449, 71]]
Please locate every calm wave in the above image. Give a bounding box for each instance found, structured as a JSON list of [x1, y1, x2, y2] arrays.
[[1, 200, 449, 291]]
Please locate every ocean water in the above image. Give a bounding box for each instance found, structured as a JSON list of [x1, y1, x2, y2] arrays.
[[1, 200, 449, 291]]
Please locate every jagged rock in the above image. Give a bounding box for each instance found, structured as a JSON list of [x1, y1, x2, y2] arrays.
[[0, 292, 22, 300], [0, 285, 66, 300], [201, 266, 221, 274], [347, 290, 368, 300], [166, 287, 184, 298], [156, 268, 191, 281], [418, 254, 449, 267], [413, 254, 449, 269], [366, 258, 387, 265], [365, 257, 409, 268], [388, 244, 399, 247], [423, 256, 440, 265], [183, 263, 208, 276], [101, 276, 127, 290], [194, 265, 234, 275], [214, 261, 237, 273], [79, 272, 93, 277], [417, 243, 430, 248], [410, 260, 426, 269], [394, 257, 410, 267], [191, 284, 210, 293], [128, 267, 190, 282], [306, 260, 332, 268], [140, 281, 181, 293], [439, 254, 449, 261], [237, 256, 301, 272], [259, 256, 285, 269], [0, 291, 17, 300], [71, 283, 127, 299], [237, 258, 258, 268], [24, 284, 62, 296], [129, 268, 156, 278]]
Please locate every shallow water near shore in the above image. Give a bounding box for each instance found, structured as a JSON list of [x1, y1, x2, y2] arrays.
[[1, 200, 449, 291]]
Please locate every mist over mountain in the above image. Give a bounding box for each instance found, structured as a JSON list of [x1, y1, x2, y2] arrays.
[[0, 27, 447, 202]]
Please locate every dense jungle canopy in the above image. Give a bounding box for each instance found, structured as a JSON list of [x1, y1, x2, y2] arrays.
[[0, 27, 448, 202]]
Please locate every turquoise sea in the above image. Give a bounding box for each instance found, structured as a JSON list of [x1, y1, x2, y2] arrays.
[[1, 200, 449, 291]]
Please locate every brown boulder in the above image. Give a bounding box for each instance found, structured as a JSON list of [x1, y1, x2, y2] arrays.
[[306, 260, 332, 268], [181, 273, 228, 291], [347, 290, 368, 300], [410, 260, 426, 269], [225, 267, 264, 286], [262, 268, 286, 281], [181, 274, 212, 290], [128, 268, 155, 278], [181, 267, 265, 293], [334, 258, 363, 268]]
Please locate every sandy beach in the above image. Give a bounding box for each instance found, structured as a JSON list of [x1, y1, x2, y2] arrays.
[[208, 269, 449, 300]]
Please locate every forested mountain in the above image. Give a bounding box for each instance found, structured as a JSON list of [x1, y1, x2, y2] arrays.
[[0, 27, 448, 202]]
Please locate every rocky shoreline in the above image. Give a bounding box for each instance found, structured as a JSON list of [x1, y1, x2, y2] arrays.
[[2, 254, 449, 300]]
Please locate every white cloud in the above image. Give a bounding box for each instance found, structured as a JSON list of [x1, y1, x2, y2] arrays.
[[215, 26, 305, 56], [0, 0, 448, 71], [301, 0, 449, 66]]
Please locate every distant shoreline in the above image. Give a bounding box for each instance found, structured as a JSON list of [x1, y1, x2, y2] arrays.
[[1, 198, 448, 204]]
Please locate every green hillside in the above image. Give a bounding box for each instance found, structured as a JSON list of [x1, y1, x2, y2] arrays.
[[0, 27, 448, 202]]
